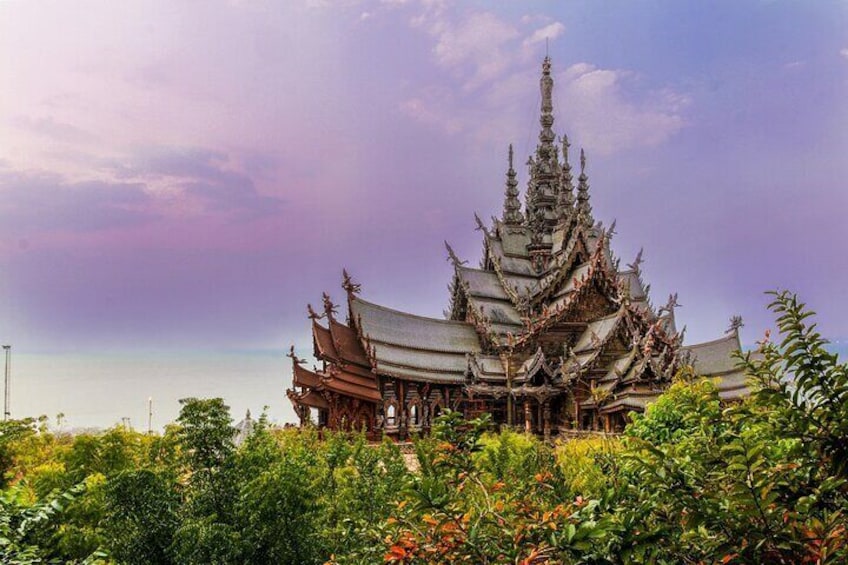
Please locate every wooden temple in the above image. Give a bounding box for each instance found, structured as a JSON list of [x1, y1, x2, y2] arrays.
[[287, 57, 748, 439]]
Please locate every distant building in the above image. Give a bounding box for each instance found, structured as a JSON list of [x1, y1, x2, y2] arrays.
[[233, 409, 255, 446], [287, 57, 747, 440]]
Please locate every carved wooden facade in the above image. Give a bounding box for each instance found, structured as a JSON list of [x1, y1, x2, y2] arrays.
[[287, 57, 748, 439]]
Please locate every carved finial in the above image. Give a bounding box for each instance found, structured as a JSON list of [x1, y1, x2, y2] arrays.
[[287, 345, 304, 365], [659, 293, 681, 315], [444, 241, 467, 267], [608, 219, 617, 239], [627, 248, 644, 273], [341, 269, 361, 295], [307, 303, 323, 320], [322, 292, 338, 319], [727, 315, 744, 334]]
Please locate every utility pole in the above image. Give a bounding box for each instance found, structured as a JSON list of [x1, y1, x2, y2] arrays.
[[147, 397, 153, 433], [2, 345, 10, 421]]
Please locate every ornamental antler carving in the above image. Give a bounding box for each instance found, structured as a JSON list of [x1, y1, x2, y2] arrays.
[[287, 345, 305, 365], [659, 293, 680, 315], [444, 241, 467, 266], [322, 292, 338, 318], [627, 247, 644, 273], [307, 303, 324, 320], [727, 315, 744, 334], [341, 268, 361, 295], [473, 212, 490, 237]]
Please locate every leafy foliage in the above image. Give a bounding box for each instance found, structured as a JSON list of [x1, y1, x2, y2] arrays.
[[0, 292, 845, 563]]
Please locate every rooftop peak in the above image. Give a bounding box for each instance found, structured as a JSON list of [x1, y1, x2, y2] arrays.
[[538, 56, 555, 150]]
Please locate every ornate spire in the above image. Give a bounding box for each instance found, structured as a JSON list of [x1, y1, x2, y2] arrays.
[[556, 134, 575, 222], [502, 144, 523, 225], [525, 56, 559, 238], [538, 56, 556, 153], [576, 148, 593, 226]]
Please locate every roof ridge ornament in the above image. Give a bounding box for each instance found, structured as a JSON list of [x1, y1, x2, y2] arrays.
[[444, 241, 467, 267], [287, 345, 305, 366], [658, 293, 681, 316], [322, 292, 338, 320], [341, 268, 361, 295], [627, 248, 644, 274], [473, 212, 492, 239], [307, 303, 325, 320], [727, 315, 744, 335]]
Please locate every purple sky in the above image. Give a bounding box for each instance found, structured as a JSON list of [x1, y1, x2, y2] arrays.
[[2, 0, 847, 359]]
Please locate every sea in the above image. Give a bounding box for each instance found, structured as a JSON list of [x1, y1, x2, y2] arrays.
[[11, 342, 848, 434], [10, 349, 298, 432]]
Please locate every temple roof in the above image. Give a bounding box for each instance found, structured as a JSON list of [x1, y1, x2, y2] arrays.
[[682, 332, 741, 376], [682, 331, 751, 400], [351, 296, 481, 354]]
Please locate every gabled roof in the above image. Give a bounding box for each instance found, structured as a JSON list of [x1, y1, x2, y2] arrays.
[[682, 332, 741, 376], [291, 346, 381, 403], [329, 317, 370, 367], [682, 331, 751, 401], [312, 321, 338, 360], [573, 309, 625, 354]]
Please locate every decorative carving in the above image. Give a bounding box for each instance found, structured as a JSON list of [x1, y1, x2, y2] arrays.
[[727, 315, 744, 334], [627, 248, 644, 273], [322, 292, 338, 319], [307, 303, 323, 320], [444, 241, 468, 267], [341, 269, 361, 295]]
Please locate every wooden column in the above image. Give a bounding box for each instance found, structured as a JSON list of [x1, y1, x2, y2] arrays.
[[524, 400, 532, 434], [543, 401, 551, 441]]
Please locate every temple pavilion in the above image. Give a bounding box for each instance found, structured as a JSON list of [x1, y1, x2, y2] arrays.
[[286, 57, 749, 440]]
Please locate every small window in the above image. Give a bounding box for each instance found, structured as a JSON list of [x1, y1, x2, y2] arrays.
[[432, 404, 442, 419], [386, 404, 396, 426], [410, 403, 419, 426]]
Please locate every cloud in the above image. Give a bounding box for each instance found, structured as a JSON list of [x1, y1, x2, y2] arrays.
[[0, 169, 154, 236], [399, 87, 462, 133], [523, 22, 565, 49], [411, 7, 521, 91], [841, 48, 848, 60], [398, 55, 689, 155], [114, 146, 285, 220], [401, 4, 687, 153], [558, 63, 690, 154], [10, 116, 97, 144], [0, 145, 284, 244]]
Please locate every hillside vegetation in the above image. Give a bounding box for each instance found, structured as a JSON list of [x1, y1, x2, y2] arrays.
[[1, 291, 846, 564]]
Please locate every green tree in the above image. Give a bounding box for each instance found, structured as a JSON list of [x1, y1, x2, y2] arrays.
[[102, 469, 179, 565], [171, 397, 239, 565]]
